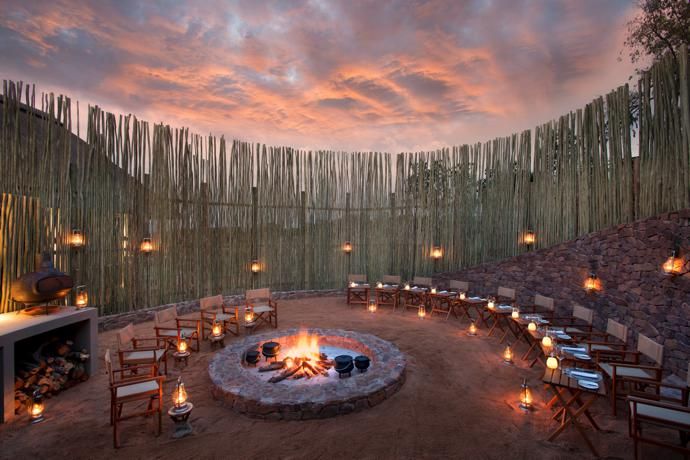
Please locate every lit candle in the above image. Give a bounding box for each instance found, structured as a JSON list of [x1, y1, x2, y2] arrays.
[[542, 335, 553, 348], [487, 299, 495, 310], [430, 287, 437, 294], [528, 321, 537, 332], [519, 378, 532, 410], [511, 307, 520, 319], [417, 305, 426, 319], [376, 281, 383, 289], [459, 292, 466, 300], [546, 354, 559, 370], [468, 321, 477, 336], [368, 300, 377, 313], [212, 321, 222, 337], [349, 281, 356, 288], [140, 237, 153, 254], [404, 283, 411, 291], [172, 376, 188, 410], [503, 345, 513, 363]]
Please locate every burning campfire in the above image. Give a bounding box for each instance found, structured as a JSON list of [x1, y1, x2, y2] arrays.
[[254, 331, 335, 382]]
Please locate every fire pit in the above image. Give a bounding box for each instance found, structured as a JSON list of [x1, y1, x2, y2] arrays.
[[209, 328, 406, 420]]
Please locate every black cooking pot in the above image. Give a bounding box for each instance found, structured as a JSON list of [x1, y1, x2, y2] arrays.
[[334, 355, 354, 378], [262, 341, 281, 361], [354, 355, 370, 372], [245, 350, 261, 366]]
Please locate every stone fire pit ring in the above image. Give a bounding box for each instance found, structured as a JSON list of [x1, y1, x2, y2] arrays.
[[209, 327, 406, 420]]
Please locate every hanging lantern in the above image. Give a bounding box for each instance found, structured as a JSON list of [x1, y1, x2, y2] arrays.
[[172, 376, 188, 411], [503, 345, 514, 364], [69, 228, 85, 248], [546, 353, 559, 370], [28, 389, 45, 424], [177, 334, 188, 354], [584, 273, 601, 292], [342, 241, 353, 254], [468, 321, 477, 336], [523, 230, 536, 246], [368, 299, 377, 313], [250, 260, 261, 274], [511, 307, 520, 319], [376, 281, 383, 289], [212, 320, 222, 337], [663, 250, 685, 275], [140, 237, 154, 254], [75, 285, 88, 308], [527, 321, 537, 332], [519, 378, 532, 410], [431, 246, 443, 260], [404, 283, 411, 291], [417, 305, 426, 319]]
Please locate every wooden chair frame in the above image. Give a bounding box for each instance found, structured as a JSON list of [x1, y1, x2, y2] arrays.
[[448, 280, 472, 321], [105, 349, 164, 449], [402, 276, 431, 313], [200, 295, 240, 338], [552, 304, 595, 337], [154, 306, 201, 352], [375, 275, 401, 310], [117, 323, 168, 375], [347, 274, 369, 307], [246, 288, 278, 330]]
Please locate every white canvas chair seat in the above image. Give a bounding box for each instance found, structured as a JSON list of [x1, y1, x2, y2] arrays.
[[116, 379, 161, 398], [122, 349, 166, 364], [590, 343, 614, 352], [635, 401, 690, 426], [252, 304, 274, 313], [599, 362, 656, 379], [156, 327, 197, 337], [566, 326, 586, 334]]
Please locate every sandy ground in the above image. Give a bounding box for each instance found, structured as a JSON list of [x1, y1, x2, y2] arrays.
[[0, 296, 678, 459]]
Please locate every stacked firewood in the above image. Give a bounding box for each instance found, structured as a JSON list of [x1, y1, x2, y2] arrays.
[[14, 338, 89, 413], [260, 353, 333, 383]]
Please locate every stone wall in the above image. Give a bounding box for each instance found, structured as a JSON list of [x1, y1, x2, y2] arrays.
[[434, 209, 690, 378], [98, 288, 345, 332]]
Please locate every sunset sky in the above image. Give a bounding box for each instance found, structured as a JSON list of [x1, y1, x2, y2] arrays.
[[0, 0, 639, 152]]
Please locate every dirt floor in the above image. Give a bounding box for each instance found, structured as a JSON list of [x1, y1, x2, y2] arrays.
[[0, 296, 679, 459]]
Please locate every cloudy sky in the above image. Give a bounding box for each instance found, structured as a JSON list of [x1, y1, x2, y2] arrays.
[[0, 0, 638, 152]]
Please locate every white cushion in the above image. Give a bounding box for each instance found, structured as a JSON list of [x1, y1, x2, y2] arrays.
[[157, 328, 197, 337], [253, 305, 274, 313], [599, 362, 655, 379], [590, 344, 613, 351], [122, 349, 165, 363], [116, 380, 160, 398], [635, 402, 690, 426]]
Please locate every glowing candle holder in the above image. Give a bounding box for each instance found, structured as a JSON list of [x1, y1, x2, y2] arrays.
[[487, 298, 496, 310], [528, 321, 537, 332], [523, 230, 536, 246], [75, 285, 88, 308], [376, 281, 383, 289], [430, 287, 437, 294], [511, 307, 520, 319], [368, 300, 377, 313], [584, 273, 600, 292], [349, 281, 357, 288], [542, 335, 553, 348], [468, 321, 477, 336], [29, 389, 45, 424], [503, 345, 514, 364], [250, 260, 261, 274], [404, 283, 411, 291], [212, 321, 222, 337], [69, 228, 84, 248], [417, 305, 426, 319], [342, 241, 353, 253], [546, 353, 559, 370], [459, 292, 466, 300], [519, 378, 533, 411], [140, 237, 153, 254], [431, 246, 443, 260]]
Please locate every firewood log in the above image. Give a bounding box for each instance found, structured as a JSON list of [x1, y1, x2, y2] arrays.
[[258, 362, 285, 372], [268, 363, 301, 383]]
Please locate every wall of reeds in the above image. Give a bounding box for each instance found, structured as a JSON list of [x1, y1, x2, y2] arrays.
[[1, 47, 688, 315]]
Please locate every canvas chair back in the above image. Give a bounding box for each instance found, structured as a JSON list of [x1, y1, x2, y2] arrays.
[[155, 306, 177, 326], [606, 319, 628, 343], [117, 323, 135, 350], [572, 304, 593, 324], [497, 286, 515, 300], [413, 276, 432, 287], [638, 334, 663, 366], [348, 274, 367, 283], [450, 280, 469, 292], [246, 288, 271, 301], [534, 294, 554, 311], [382, 275, 401, 284], [200, 295, 224, 311]]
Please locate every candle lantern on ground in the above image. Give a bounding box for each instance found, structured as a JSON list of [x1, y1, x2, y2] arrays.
[[169, 376, 194, 439], [417, 305, 426, 319], [75, 285, 88, 308], [368, 299, 377, 313], [244, 307, 255, 323], [519, 378, 533, 411], [503, 345, 514, 364], [212, 320, 222, 337], [69, 228, 85, 248], [29, 389, 45, 424], [177, 334, 188, 354], [468, 321, 477, 336]]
